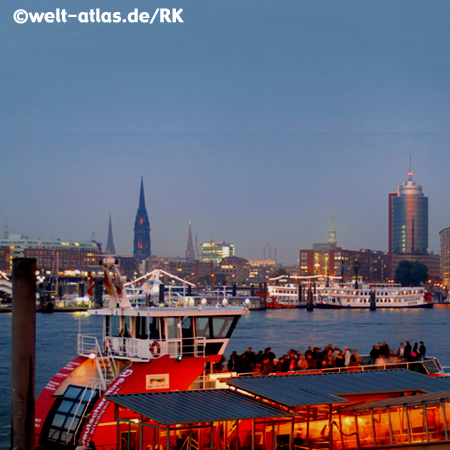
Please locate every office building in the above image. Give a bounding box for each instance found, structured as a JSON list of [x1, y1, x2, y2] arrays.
[[0, 234, 102, 273], [200, 242, 235, 265], [388, 170, 430, 279], [440, 227, 450, 290]]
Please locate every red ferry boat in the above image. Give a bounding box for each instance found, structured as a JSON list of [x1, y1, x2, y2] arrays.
[[34, 258, 247, 449]]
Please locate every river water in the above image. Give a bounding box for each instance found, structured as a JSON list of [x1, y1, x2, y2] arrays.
[[1, 306, 450, 447]]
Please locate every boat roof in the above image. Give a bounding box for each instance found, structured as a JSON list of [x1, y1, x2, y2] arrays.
[[349, 390, 450, 411], [88, 305, 248, 317], [106, 371, 450, 425], [226, 370, 450, 408], [106, 389, 286, 425]]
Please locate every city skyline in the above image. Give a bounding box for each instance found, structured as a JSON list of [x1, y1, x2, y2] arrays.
[[2, 143, 449, 265]]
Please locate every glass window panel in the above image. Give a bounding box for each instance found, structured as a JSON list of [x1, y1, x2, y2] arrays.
[[51, 413, 67, 428], [149, 317, 160, 339], [110, 316, 121, 337], [58, 400, 74, 413], [426, 404, 446, 441], [64, 386, 83, 399], [390, 407, 409, 444], [212, 316, 233, 338], [166, 317, 179, 339], [372, 409, 391, 446], [82, 388, 93, 402], [195, 317, 211, 338], [408, 405, 427, 442], [48, 429, 60, 440]]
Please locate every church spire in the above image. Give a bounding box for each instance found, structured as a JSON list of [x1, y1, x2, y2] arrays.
[[139, 175, 146, 210], [328, 214, 337, 246], [133, 176, 151, 260], [185, 221, 195, 261], [105, 214, 116, 254]]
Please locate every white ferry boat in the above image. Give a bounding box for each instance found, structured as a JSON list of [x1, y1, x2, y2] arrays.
[[266, 283, 303, 308], [315, 283, 433, 309]]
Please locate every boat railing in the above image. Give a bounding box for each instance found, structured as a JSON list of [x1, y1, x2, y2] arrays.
[[285, 356, 444, 376], [79, 334, 207, 362]]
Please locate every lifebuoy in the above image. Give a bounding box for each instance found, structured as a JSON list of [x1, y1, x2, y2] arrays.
[[150, 340, 161, 358]]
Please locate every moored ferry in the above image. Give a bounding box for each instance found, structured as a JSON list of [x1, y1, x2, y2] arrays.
[[34, 258, 248, 449], [315, 283, 433, 309], [266, 284, 303, 308]]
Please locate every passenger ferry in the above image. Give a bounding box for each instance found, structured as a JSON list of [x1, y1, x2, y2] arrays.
[[34, 261, 444, 450], [315, 283, 433, 309], [266, 284, 303, 308], [34, 258, 248, 449]]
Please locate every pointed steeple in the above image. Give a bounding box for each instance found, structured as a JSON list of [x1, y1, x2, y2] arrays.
[[185, 221, 195, 260], [328, 214, 337, 246], [139, 175, 146, 210], [105, 214, 116, 254], [133, 176, 151, 260]]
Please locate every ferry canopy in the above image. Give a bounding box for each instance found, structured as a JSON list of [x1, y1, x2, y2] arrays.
[[227, 370, 450, 408], [350, 389, 450, 410], [106, 389, 286, 425]]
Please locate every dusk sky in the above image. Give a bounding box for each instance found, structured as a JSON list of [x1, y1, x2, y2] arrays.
[[1, 0, 449, 264]]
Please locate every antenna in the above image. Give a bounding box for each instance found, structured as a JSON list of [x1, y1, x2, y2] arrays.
[[408, 155, 414, 180]]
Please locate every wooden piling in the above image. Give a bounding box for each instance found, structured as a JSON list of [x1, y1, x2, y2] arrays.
[[11, 258, 36, 450]]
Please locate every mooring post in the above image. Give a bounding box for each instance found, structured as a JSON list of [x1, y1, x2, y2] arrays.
[[11, 258, 36, 450]]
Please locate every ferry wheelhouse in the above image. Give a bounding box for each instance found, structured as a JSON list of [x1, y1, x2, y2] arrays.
[[34, 259, 247, 449], [315, 283, 433, 309]]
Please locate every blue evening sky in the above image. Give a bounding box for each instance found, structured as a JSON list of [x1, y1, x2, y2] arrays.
[[1, 0, 449, 263]]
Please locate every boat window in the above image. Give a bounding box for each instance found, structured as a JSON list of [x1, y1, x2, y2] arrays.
[[149, 317, 160, 340], [43, 385, 99, 447], [211, 316, 235, 338], [181, 316, 193, 338], [166, 317, 179, 339], [136, 316, 148, 339], [195, 317, 211, 338]]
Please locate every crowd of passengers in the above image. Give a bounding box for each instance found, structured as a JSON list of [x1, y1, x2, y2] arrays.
[[224, 340, 427, 375]]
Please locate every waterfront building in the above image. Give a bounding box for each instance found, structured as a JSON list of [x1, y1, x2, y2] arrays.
[[299, 248, 388, 282], [0, 233, 102, 273], [440, 227, 450, 290], [248, 259, 276, 283], [217, 256, 251, 285], [133, 176, 151, 260], [185, 221, 195, 261], [200, 241, 235, 265], [388, 170, 429, 278], [299, 217, 388, 282]]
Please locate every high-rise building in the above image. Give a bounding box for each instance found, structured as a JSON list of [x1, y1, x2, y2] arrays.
[[133, 176, 151, 260], [440, 227, 450, 290], [388, 170, 428, 278], [105, 214, 116, 255], [185, 221, 195, 261], [200, 242, 235, 265]]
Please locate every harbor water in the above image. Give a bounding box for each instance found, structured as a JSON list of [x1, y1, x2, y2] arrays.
[[1, 306, 450, 447]]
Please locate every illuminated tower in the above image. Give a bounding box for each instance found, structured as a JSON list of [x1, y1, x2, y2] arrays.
[[133, 176, 151, 260], [105, 214, 116, 255], [185, 221, 195, 261], [389, 169, 428, 277]]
